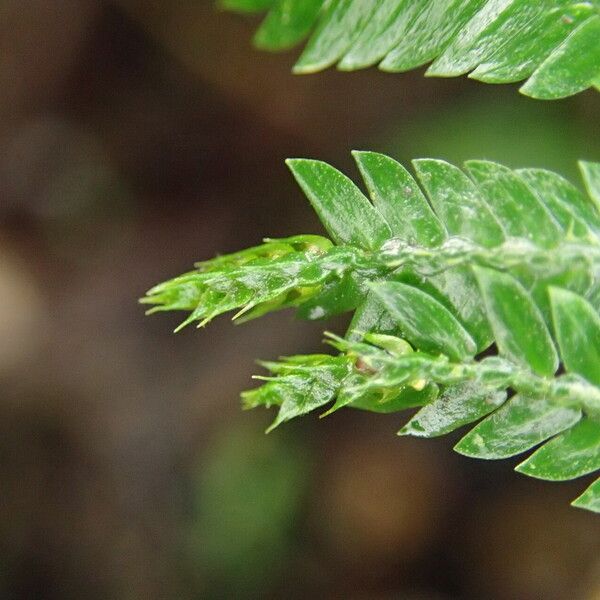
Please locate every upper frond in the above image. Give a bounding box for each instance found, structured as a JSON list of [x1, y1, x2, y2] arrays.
[[221, 0, 600, 99], [143, 153, 600, 513], [143, 153, 600, 334]]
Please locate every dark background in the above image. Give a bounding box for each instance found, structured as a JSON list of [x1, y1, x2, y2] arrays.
[[1, 2, 600, 599]]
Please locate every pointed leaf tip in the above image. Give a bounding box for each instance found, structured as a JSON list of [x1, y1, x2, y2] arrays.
[[287, 158, 391, 249]]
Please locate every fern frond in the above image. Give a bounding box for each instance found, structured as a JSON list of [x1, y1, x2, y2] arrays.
[[143, 153, 600, 513], [221, 0, 600, 99], [245, 281, 600, 513], [143, 153, 600, 334]]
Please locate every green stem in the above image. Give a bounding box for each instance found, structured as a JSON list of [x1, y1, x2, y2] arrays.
[[330, 334, 600, 419]]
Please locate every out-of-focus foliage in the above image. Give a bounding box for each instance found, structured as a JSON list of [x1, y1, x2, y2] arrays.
[[189, 423, 308, 596], [222, 0, 600, 99]]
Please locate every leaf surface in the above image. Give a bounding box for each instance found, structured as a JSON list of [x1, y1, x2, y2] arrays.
[[372, 281, 477, 361], [399, 383, 507, 438], [474, 267, 558, 376], [255, 0, 323, 49], [353, 151, 445, 247], [287, 159, 391, 250], [465, 160, 562, 248], [572, 478, 600, 513], [550, 288, 600, 386], [455, 394, 581, 459], [516, 418, 600, 480]]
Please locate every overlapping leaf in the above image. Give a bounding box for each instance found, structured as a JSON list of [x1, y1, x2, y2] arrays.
[[221, 0, 600, 99]]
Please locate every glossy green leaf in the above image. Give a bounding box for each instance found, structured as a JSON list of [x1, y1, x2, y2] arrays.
[[474, 267, 558, 376], [382, 0, 486, 73], [371, 281, 477, 361], [254, 0, 324, 50], [286, 159, 391, 250], [142, 244, 375, 330], [470, 2, 594, 84], [346, 381, 439, 414], [521, 15, 600, 100], [336, 0, 416, 71], [455, 394, 581, 459], [580, 160, 600, 213], [346, 292, 400, 341], [550, 287, 600, 386], [353, 151, 445, 247], [466, 160, 562, 248], [528, 263, 593, 329], [223, 0, 600, 98], [399, 383, 507, 438], [517, 167, 600, 238], [413, 159, 504, 247], [242, 354, 351, 431], [296, 273, 363, 321], [294, 0, 374, 73], [397, 267, 493, 352], [572, 478, 600, 513], [427, 0, 544, 77], [516, 418, 600, 480]]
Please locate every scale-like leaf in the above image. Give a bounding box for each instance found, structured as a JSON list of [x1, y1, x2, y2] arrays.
[[413, 158, 504, 247], [254, 0, 323, 50], [517, 167, 600, 238], [572, 478, 600, 513], [353, 151, 445, 247], [465, 160, 562, 248], [348, 383, 439, 414], [293, 0, 375, 73], [580, 160, 600, 213], [296, 273, 363, 320], [371, 281, 477, 361], [520, 15, 600, 100], [399, 383, 507, 438], [223, 0, 600, 98], [346, 292, 400, 341], [550, 288, 600, 386], [474, 267, 558, 376], [426, 0, 543, 77], [337, 0, 423, 71], [516, 418, 600, 480], [242, 354, 352, 431], [454, 394, 581, 459], [382, 0, 487, 74], [407, 268, 494, 351], [286, 159, 391, 249]]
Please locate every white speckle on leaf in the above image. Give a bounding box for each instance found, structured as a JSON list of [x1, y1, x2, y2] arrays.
[[309, 306, 325, 319]]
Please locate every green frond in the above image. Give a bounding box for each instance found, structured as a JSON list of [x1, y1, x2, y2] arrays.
[[221, 0, 600, 99], [144, 153, 600, 513], [143, 154, 600, 333], [245, 280, 600, 511]]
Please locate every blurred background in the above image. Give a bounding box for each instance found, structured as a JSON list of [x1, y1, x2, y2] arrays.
[[1, 2, 600, 599]]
